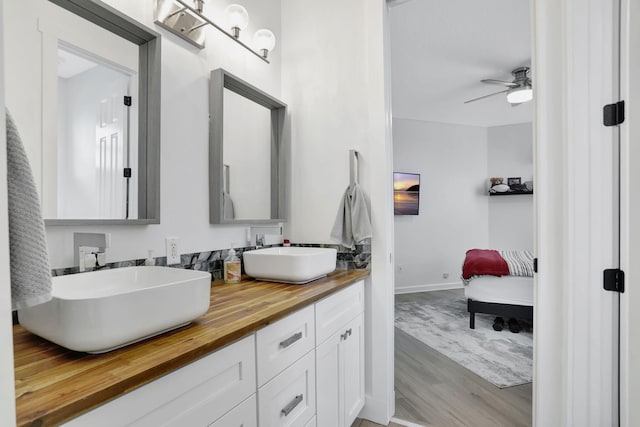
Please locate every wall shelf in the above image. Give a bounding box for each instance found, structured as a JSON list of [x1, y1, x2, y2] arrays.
[[488, 190, 533, 196]]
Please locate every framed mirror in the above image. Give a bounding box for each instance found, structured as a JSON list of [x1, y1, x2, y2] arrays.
[[4, 0, 161, 225], [209, 68, 287, 224]]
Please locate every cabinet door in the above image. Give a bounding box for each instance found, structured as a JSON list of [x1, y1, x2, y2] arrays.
[[342, 313, 365, 427], [316, 330, 343, 427]]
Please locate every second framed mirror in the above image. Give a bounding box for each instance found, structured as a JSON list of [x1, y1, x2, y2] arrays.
[[209, 68, 287, 224]]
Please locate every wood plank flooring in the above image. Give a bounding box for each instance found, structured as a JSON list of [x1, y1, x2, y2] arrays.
[[393, 290, 532, 427]]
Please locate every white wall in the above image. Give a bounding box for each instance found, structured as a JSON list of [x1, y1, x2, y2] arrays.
[[0, 0, 18, 422], [281, 0, 395, 423], [5, 0, 282, 268], [393, 119, 489, 292], [487, 122, 534, 250]]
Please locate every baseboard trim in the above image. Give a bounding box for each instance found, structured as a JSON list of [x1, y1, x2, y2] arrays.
[[390, 417, 428, 427], [360, 393, 393, 425], [394, 282, 463, 295]]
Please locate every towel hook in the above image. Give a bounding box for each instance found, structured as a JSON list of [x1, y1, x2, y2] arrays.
[[349, 149, 359, 186]]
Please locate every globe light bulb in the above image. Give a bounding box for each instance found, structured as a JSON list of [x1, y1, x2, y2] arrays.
[[224, 4, 249, 38], [253, 29, 276, 59]]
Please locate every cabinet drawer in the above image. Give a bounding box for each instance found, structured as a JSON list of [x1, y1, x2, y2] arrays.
[[258, 351, 316, 427], [62, 335, 256, 427], [257, 305, 315, 386], [315, 280, 364, 344], [208, 394, 257, 427]]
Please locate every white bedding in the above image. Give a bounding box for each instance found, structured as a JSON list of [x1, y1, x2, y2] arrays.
[[464, 275, 534, 306]]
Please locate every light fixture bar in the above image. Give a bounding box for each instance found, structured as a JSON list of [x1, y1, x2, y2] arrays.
[[154, 0, 269, 63]]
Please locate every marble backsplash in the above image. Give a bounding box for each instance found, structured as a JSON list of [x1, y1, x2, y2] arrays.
[[51, 240, 372, 279]]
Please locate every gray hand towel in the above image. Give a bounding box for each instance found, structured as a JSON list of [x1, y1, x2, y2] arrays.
[[6, 111, 52, 310], [223, 191, 235, 220], [330, 183, 372, 249]]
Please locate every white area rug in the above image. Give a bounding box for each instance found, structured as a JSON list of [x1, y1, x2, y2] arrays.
[[395, 294, 532, 388]]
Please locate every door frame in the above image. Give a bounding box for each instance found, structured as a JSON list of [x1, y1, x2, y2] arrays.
[[618, 0, 639, 424], [533, 0, 619, 425], [0, 0, 18, 423]]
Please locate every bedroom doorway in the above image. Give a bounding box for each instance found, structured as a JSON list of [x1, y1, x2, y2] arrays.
[[388, 0, 534, 425]]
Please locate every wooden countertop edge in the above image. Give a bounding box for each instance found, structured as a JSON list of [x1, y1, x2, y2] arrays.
[[15, 270, 369, 427]]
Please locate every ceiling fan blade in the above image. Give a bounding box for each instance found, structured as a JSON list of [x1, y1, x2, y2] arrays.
[[481, 79, 519, 88], [464, 89, 510, 104]]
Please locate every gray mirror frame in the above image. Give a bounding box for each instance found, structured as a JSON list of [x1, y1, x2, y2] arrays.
[[45, 0, 161, 226], [209, 68, 287, 224]]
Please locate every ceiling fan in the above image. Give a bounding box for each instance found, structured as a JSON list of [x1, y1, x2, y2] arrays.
[[464, 66, 533, 105]]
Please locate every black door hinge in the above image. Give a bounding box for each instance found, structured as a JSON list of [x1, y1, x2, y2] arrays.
[[533, 258, 538, 273], [124, 96, 132, 106], [603, 100, 625, 126], [123, 167, 132, 178], [603, 268, 625, 292]]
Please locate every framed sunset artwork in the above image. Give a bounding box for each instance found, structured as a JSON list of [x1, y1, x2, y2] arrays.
[[393, 172, 420, 215]]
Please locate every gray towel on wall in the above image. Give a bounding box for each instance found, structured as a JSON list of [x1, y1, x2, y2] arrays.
[[6, 111, 52, 310], [330, 183, 372, 249], [223, 191, 235, 220]]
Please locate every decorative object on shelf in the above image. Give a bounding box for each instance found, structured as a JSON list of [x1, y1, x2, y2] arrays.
[[393, 172, 420, 215], [490, 177, 504, 186], [224, 4, 249, 38], [154, 0, 275, 63], [253, 29, 277, 59], [490, 184, 510, 193], [525, 180, 534, 191]]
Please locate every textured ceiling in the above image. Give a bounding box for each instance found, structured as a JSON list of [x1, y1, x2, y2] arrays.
[[389, 0, 532, 127]]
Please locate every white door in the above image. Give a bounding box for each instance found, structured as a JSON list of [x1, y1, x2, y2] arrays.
[[96, 74, 130, 219], [619, 0, 640, 425]]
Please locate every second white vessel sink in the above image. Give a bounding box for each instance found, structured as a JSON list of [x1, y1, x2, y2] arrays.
[[243, 247, 337, 284], [18, 266, 211, 353]]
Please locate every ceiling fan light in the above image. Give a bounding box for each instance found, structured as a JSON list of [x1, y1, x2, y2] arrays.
[[507, 87, 533, 104]]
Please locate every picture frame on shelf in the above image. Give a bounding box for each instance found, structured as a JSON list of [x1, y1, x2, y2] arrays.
[[507, 177, 521, 187]]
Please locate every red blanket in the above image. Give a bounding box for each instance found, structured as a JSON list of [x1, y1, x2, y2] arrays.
[[462, 249, 509, 279]]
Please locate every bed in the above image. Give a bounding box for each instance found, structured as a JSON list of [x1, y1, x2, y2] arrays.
[[462, 249, 534, 329]]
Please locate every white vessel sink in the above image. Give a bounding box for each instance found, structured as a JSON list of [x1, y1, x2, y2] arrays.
[[243, 247, 337, 284], [17, 266, 211, 353]]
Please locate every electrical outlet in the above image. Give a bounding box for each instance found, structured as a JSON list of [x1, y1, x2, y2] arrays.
[[442, 272, 449, 279], [165, 237, 180, 265]]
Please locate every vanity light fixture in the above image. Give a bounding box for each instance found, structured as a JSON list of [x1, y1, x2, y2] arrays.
[[224, 4, 249, 39], [253, 29, 276, 59], [154, 0, 272, 63]]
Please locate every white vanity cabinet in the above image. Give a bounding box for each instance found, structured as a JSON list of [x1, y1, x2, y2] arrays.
[[315, 281, 365, 427]]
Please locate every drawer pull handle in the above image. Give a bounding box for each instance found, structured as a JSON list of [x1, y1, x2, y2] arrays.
[[346, 328, 352, 337], [279, 332, 303, 348], [281, 394, 303, 416]]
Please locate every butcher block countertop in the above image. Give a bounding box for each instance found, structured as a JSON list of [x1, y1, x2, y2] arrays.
[[13, 269, 369, 427]]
